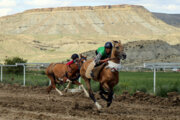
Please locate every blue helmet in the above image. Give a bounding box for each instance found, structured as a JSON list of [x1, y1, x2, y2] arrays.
[[104, 42, 113, 49], [71, 53, 79, 60]]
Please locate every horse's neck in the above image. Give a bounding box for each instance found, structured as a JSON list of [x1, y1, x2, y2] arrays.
[[110, 49, 120, 63]]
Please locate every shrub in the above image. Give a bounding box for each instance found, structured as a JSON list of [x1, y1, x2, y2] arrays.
[[156, 84, 178, 97], [4, 57, 27, 74], [157, 85, 169, 97]]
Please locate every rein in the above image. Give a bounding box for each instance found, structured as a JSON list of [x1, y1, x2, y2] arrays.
[[109, 57, 120, 62]]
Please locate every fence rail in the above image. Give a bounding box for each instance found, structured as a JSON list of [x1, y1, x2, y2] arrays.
[[0, 62, 179, 95], [144, 63, 180, 94], [0, 63, 50, 86]]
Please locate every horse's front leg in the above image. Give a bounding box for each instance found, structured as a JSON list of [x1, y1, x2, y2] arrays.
[[73, 80, 89, 97], [84, 77, 102, 110], [102, 83, 114, 107], [107, 89, 114, 107], [64, 79, 72, 92]]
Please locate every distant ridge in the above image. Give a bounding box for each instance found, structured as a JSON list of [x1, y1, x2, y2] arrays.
[[153, 12, 180, 27], [0, 4, 179, 63], [24, 4, 146, 13]]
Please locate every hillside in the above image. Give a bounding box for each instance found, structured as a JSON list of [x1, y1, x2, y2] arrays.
[[153, 13, 180, 27], [0, 5, 180, 63]]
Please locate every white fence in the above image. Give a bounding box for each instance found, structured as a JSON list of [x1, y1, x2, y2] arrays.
[[0, 62, 180, 94], [0, 63, 50, 86], [144, 63, 180, 94]]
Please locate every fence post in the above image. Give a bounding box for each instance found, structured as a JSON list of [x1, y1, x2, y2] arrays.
[[23, 65, 26, 86], [78, 77, 81, 89], [153, 68, 156, 94], [1, 66, 2, 82]]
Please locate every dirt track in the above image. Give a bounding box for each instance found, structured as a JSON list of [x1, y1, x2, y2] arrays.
[[0, 83, 180, 120]]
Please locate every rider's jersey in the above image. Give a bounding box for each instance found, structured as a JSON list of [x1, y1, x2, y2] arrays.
[[96, 47, 108, 60], [95, 47, 111, 64], [66, 60, 74, 65]]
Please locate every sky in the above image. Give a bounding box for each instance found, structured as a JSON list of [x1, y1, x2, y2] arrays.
[[0, 0, 180, 17]]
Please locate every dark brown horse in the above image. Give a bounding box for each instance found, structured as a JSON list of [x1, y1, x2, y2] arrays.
[[45, 55, 89, 96], [80, 41, 126, 109]]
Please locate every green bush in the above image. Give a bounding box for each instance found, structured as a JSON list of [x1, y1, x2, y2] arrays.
[[4, 57, 27, 74], [156, 84, 179, 97]]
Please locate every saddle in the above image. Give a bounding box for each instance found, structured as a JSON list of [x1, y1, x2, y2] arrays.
[[91, 62, 108, 80]]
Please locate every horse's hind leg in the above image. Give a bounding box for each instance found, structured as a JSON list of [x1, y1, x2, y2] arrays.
[[84, 77, 102, 110], [46, 74, 54, 94], [47, 74, 63, 96], [102, 83, 114, 107], [99, 84, 108, 101]]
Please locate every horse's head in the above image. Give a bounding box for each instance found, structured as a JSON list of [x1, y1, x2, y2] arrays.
[[112, 40, 126, 60], [79, 54, 87, 66]]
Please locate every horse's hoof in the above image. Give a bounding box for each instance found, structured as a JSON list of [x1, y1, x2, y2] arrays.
[[64, 89, 68, 92], [85, 93, 89, 97], [95, 102, 102, 110], [107, 102, 111, 107]]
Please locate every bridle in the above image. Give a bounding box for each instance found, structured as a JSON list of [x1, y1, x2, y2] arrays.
[[79, 56, 87, 67]]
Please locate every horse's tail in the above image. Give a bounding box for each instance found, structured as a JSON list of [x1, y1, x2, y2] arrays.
[[52, 73, 56, 81], [45, 63, 57, 85]]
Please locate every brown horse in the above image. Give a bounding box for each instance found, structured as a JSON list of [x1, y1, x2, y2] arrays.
[[80, 41, 126, 110], [45, 55, 89, 97]]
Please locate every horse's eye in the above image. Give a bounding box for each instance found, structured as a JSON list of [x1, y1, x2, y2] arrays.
[[116, 47, 119, 49]]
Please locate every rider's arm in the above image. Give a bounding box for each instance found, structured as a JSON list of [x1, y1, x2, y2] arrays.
[[99, 58, 109, 63], [94, 53, 102, 64], [95, 53, 110, 65], [95, 53, 109, 64]]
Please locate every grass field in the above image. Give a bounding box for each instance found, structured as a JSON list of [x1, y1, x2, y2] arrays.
[[1, 70, 180, 96]]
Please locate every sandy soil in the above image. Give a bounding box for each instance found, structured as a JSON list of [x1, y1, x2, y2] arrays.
[[0, 83, 180, 120]]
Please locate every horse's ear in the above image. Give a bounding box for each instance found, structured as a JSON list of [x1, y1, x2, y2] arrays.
[[112, 40, 118, 43], [119, 40, 121, 44], [80, 54, 82, 57], [112, 40, 118, 46], [112, 41, 115, 46]]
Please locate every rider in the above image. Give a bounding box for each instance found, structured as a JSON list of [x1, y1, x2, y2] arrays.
[[66, 53, 79, 67], [87, 42, 113, 78], [63, 53, 79, 82], [94, 42, 113, 66]]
